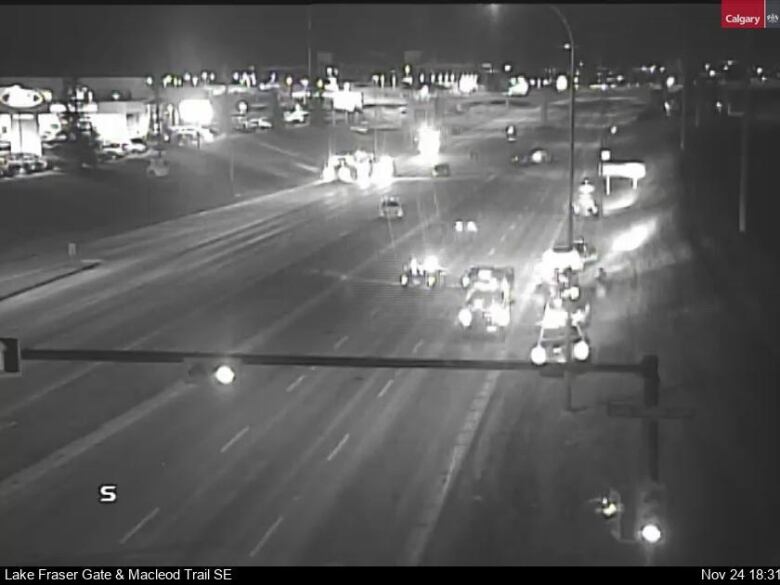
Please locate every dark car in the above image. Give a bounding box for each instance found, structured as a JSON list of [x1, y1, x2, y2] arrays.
[[432, 163, 451, 177]]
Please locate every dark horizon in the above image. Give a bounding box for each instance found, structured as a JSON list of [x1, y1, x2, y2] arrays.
[[1, 4, 776, 77]]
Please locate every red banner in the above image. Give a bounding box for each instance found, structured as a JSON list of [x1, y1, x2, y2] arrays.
[[722, 0, 765, 28]]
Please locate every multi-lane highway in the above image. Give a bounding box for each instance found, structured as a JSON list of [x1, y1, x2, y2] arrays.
[[1, 91, 778, 566]]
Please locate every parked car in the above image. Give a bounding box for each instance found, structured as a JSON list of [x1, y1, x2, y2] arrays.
[[127, 138, 149, 154]]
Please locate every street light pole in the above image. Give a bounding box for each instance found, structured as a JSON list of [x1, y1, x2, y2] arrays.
[[548, 5, 577, 376], [307, 6, 313, 83], [548, 6, 576, 249]]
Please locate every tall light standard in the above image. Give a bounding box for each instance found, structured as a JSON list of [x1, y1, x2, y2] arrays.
[[548, 5, 576, 249]]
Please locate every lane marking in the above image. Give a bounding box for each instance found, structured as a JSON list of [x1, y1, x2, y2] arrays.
[[412, 339, 424, 355], [326, 433, 350, 462], [219, 426, 250, 454], [249, 516, 284, 558], [499, 233, 507, 242], [403, 371, 501, 565], [285, 375, 306, 393], [377, 379, 394, 399], [0, 381, 191, 502], [119, 507, 160, 545], [510, 223, 517, 230], [333, 335, 349, 350], [488, 248, 495, 257], [370, 307, 380, 319]]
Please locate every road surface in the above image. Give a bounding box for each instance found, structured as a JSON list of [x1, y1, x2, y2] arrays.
[[1, 90, 777, 566]]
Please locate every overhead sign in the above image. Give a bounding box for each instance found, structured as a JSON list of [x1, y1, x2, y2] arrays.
[[0, 85, 47, 111]]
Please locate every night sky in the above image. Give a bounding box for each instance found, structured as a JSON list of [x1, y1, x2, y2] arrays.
[[1, 4, 777, 76]]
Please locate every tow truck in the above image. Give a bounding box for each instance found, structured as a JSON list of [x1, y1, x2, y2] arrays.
[[530, 297, 591, 366]]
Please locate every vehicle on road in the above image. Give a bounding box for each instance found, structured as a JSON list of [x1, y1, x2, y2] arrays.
[[8, 153, 47, 174], [379, 196, 404, 219], [322, 150, 394, 186], [457, 287, 512, 337], [460, 266, 514, 301], [146, 155, 170, 178], [454, 219, 478, 234], [98, 142, 127, 160], [284, 107, 309, 125], [572, 191, 600, 217], [530, 298, 591, 366], [512, 147, 552, 166], [127, 138, 149, 155], [506, 124, 517, 142], [400, 256, 445, 288], [432, 163, 451, 177]]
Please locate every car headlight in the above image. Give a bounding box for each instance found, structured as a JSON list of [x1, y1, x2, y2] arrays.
[[461, 275, 471, 288], [458, 308, 473, 327], [573, 339, 590, 361], [455, 221, 464, 232], [530, 345, 547, 366], [466, 221, 477, 233]]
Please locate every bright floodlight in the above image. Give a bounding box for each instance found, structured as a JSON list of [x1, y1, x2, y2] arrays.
[[145, 76, 154, 87], [530, 345, 547, 366], [556, 74, 568, 92], [610, 125, 618, 135], [418, 126, 441, 159], [573, 339, 590, 361], [514, 76, 529, 96], [179, 99, 214, 126], [492, 306, 510, 327], [639, 523, 663, 544], [422, 255, 439, 272], [600, 148, 612, 162], [458, 308, 473, 328], [665, 76, 675, 89], [214, 364, 236, 385]]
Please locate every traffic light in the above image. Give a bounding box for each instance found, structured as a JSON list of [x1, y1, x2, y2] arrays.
[[636, 482, 666, 545], [0, 337, 21, 376]]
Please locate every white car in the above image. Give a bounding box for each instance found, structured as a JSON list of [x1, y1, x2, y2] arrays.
[[248, 117, 272, 130], [99, 142, 127, 160], [127, 138, 149, 155], [284, 108, 309, 124], [379, 196, 404, 219]]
